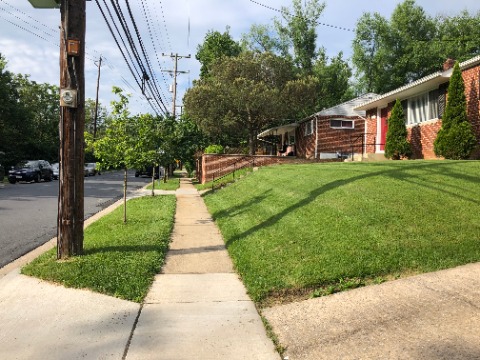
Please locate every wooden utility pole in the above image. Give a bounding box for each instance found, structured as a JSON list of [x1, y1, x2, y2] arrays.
[[93, 55, 102, 140], [57, 0, 86, 258], [161, 53, 190, 117]]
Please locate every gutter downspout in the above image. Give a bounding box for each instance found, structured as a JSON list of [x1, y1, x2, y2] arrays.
[[314, 117, 318, 159], [358, 114, 369, 161]]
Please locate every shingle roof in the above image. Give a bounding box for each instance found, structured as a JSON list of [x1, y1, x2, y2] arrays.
[[297, 93, 379, 124]]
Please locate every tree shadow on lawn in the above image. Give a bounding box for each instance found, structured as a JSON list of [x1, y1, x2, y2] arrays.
[[83, 244, 166, 256], [209, 190, 272, 220], [224, 161, 480, 248]]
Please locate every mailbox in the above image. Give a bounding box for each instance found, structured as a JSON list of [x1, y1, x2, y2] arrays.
[[28, 0, 60, 8]]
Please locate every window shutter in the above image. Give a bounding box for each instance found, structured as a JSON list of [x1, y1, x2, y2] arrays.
[[401, 100, 408, 123], [438, 83, 448, 119], [429, 89, 439, 120]]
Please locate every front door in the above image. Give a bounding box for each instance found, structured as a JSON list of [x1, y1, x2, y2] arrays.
[[380, 108, 389, 151]]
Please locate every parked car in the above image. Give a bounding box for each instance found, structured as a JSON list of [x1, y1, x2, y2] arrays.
[[8, 160, 53, 184], [84, 163, 98, 176], [135, 166, 163, 179], [51, 162, 59, 180]]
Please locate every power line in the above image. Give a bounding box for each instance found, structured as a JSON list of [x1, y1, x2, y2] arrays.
[[247, 0, 354, 32]]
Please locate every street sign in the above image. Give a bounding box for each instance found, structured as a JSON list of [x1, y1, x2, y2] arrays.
[[28, 0, 60, 9]]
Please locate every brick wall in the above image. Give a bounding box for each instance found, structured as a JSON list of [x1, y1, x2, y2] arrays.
[[296, 116, 366, 159], [198, 154, 339, 184], [463, 65, 480, 140], [365, 109, 377, 154], [407, 120, 442, 159]]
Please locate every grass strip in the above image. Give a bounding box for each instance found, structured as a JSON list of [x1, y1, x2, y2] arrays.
[[145, 177, 180, 191], [203, 160, 480, 305], [22, 196, 176, 303]]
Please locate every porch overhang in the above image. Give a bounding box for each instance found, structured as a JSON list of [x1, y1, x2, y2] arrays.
[[257, 123, 298, 138]]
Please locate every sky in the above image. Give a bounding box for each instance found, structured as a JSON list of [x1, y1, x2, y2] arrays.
[[0, 0, 479, 116]]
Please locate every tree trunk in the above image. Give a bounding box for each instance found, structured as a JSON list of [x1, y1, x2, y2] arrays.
[[151, 166, 155, 197], [123, 167, 127, 223], [248, 130, 256, 156]]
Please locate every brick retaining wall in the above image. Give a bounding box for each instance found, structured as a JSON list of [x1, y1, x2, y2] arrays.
[[197, 154, 339, 184]]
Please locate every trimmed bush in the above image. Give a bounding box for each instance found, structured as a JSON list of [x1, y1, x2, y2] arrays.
[[385, 99, 411, 160], [434, 62, 477, 159], [204, 144, 224, 154]]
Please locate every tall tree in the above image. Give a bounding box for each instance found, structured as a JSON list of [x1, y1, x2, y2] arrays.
[[0, 55, 34, 167], [241, 24, 279, 53], [313, 51, 353, 110], [93, 87, 138, 222], [434, 62, 477, 159], [184, 52, 315, 155], [436, 10, 480, 62], [275, 0, 326, 73], [15, 75, 60, 161], [385, 99, 411, 160], [353, 0, 438, 94], [353, 1, 480, 94], [195, 28, 242, 79]]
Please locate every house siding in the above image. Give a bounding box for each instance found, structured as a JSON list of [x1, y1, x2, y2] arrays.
[[407, 121, 442, 159], [365, 109, 377, 154], [364, 61, 480, 159], [296, 116, 365, 159], [463, 66, 480, 140]]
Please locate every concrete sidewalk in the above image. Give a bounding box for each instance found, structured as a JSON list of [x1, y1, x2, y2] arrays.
[[0, 178, 279, 360], [263, 262, 480, 360], [126, 178, 279, 359]]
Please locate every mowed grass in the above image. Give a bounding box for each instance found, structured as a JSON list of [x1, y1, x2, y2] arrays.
[[22, 196, 176, 303], [203, 161, 480, 304], [145, 176, 180, 191]]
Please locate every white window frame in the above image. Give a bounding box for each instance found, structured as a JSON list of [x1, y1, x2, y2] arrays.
[[406, 90, 439, 125], [305, 120, 313, 136], [330, 118, 355, 129]]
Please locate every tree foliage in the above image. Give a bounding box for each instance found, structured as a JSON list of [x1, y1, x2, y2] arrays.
[[353, 0, 438, 94], [0, 54, 60, 167], [434, 62, 477, 159], [196, 28, 242, 79], [385, 99, 411, 160], [93, 87, 154, 222], [184, 52, 318, 154], [436, 10, 480, 63], [275, 0, 326, 73], [352, 0, 480, 94]]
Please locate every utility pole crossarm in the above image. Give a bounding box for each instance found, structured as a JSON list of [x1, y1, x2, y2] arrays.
[[162, 53, 191, 118]]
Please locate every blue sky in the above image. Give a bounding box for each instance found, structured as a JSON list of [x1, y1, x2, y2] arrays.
[[0, 0, 478, 115]]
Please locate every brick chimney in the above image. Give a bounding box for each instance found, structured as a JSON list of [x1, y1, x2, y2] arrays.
[[443, 58, 456, 71]]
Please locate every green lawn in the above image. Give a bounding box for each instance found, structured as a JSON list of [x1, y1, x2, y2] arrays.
[[203, 161, 480, 304], [145, 176, 180, 191], [22, 196, 176, 303]]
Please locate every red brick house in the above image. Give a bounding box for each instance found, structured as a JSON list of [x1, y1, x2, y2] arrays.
[[257, 93, 378, 160], [354, 56, 480, 159]]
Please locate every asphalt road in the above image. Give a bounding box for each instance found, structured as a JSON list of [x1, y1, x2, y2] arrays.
[[0, 170, 151, 269]]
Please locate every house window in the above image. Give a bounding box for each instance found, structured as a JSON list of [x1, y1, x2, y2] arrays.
[[406, 90, 439, 125], [305, 120, 313, 135], [330, 119, 354, 129]]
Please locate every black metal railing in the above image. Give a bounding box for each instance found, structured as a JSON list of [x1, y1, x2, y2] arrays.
[[211, 156, 256, 190]]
